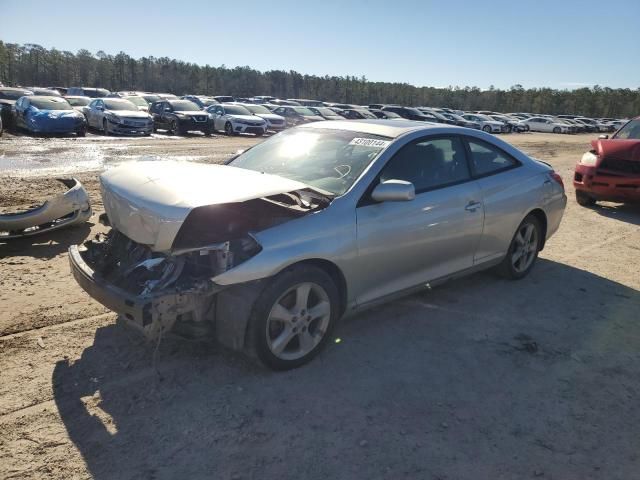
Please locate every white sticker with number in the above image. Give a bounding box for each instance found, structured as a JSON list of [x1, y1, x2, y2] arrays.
[[348, 138, 391, 148]]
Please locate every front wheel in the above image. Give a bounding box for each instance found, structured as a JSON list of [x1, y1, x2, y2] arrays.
[[482, 125, 492, 133], [102, 119, 110, 135], [553, 126, 561, 134], [576, 190, 596, 207], [498, 215, 542, 280], [249, 265, 339, 370], [224, 122, 234, 136], [77, 124, 87, 137]]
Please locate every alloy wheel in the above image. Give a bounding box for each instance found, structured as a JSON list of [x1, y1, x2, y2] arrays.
[[511, 223, 538, 273], [265, 282, 331, 361]]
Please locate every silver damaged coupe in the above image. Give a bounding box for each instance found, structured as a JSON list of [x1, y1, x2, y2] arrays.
[[70, 120, 566, 369]]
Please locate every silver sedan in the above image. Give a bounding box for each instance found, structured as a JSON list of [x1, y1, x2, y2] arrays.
[[69, 120, 566, 370]]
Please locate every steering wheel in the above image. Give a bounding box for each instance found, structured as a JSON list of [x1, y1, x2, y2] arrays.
[[334, 164, 351, 179]]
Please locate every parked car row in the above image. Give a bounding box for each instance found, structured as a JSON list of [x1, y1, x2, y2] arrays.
[[0, 85, 630, 138]]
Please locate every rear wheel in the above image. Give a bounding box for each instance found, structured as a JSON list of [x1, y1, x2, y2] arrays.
[[170, 120, 181, 135], [102, 119, 110, 135], [77, 124, 87, 137], [553, 126, 561, 134], [224, 122, 234, 136], [482, 125, 492, 133], [498, 215, 542, 280], [575, 190, 596, 207], [249, 265, 339, 370]]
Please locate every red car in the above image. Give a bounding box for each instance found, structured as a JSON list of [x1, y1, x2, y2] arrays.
[[574, 117, 640, 206]]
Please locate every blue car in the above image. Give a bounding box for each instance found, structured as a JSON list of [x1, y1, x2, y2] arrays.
[[14, 96, 87, 136]]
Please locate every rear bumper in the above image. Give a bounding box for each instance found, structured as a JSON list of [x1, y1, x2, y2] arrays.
[[68, 245, 220, 339], [574, 164, 640, 202]]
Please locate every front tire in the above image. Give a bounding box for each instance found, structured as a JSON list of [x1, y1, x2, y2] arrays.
[[498, 215, 542, 280], [77, 124, 87, 137], [249, 265, 339, 370], [224, 122, 234, 136], [482, 125, 492, 133], [575, 190, 596, 207], [553, 126, 561, 134], [102, 119, 110, 136]]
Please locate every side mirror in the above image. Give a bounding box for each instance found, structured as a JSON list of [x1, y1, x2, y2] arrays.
[[371, 180, 415, 203], [598, 134, 609, 139], [164, 107, 172, 112]]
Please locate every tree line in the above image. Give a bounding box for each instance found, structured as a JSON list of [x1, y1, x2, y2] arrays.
[[1, 42, 638, 118]]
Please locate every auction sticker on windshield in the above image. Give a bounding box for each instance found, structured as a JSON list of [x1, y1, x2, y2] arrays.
[[349, 138, 391, 148]]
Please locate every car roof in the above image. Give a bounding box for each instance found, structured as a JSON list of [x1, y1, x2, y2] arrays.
[[299, 119, 441, 138]]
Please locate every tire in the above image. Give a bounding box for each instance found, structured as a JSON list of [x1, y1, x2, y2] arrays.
[[575, 190, 596, 207], [497, 214, 542, 280], [204, 126, 214, 136], [482, 125, 492, 133], [553, 126, 561, 134], [77, 124, 87, 137], [170, 120, 181, 136], [249, 265, 340, 370], [224, 122, 234, 136], [102, 119, 110, 136], [255, 130, 264, 137]]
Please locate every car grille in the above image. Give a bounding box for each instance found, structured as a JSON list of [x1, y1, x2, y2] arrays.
[[269, 119, 284, 125], [599, 158, 640, 176], [122, 118, 148, 127]]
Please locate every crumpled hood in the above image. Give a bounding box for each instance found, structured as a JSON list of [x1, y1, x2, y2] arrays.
[[101, 161, 308, 252], [591, 139, 640, 161]]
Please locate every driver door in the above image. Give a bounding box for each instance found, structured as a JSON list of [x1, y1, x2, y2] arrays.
[[354, 135, 484, 305]]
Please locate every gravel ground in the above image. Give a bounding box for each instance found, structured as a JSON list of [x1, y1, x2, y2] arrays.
[[0, 130, 639, 480]]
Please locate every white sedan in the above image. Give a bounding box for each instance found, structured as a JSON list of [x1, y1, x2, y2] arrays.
[[238, 103, 286, 131], [462, 114, 504, 133], [206, 104, 267, 136], [522, 117, 570, 134]]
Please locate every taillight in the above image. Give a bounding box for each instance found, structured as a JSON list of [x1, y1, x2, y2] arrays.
[[549, 171, 564, 190]]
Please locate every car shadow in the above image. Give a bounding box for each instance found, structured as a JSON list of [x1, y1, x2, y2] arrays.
[[52, 258, 640, 479], [0, 222, 92, 259], [590, 202, 640, 226]]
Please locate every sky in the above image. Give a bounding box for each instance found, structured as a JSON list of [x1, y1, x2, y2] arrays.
[[2, 0, 639, 90]]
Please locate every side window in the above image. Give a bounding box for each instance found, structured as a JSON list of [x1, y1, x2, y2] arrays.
[[466, 138, 519, 177], [380, 137, 471, 193], [88, 100, 97, 109]]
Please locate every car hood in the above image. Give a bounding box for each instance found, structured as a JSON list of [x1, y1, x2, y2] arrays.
[[100, 161, 309, 252], [591, 138, 640, 162], [229, 114, 264, 122], [108, 110, 150, 118], [255, 113, 284, 121], [175, 110, 207, 116], [31, 109, 83, 119], [302, 115, 325, 121]]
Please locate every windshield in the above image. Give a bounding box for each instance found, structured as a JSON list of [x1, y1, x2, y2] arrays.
[[66, 97, 90, 106], [476, 114, 493, 121], [103, 99, 137, 110], [170, 100, 200, 111], [30, 97, 73, 110], [224, 105, 252, 115], [314, 107, 339, 116], [613, 119, 640, 139], [124, 96, 148, 107], [244, 104, 271, 114], [354, 109, 377, 119], [0, 89, 31, 100], [294, 107, 316, 116], [229, 128, 391, 195]]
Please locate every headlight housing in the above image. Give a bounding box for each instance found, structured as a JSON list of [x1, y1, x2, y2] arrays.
[[106, 114, 121, 124], [580, 151, 599, 167]]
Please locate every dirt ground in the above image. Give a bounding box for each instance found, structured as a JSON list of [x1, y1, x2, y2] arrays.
[[0, 130, 639, 479]]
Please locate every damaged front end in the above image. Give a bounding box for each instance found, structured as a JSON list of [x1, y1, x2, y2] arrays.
[[0, 178, 91, 240], [69, 161, 330, 346], [70, 227, 261, 340]]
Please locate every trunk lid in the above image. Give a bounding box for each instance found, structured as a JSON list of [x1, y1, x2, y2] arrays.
[[101, 161, 308, 252]]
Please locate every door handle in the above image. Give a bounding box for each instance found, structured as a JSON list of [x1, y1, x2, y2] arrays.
[[465, 201, 482, 212]]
